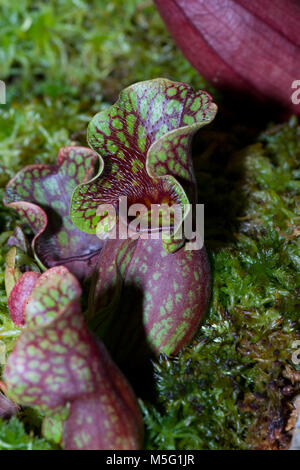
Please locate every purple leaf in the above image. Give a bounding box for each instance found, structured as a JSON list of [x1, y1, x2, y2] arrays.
[[8, 271, 41, 327], [155, 0, 300, 116], [70, 79, 216, 252], [4, 147, 103, 280], [4, 266, 143, 450], [89, 238, 211, 364]]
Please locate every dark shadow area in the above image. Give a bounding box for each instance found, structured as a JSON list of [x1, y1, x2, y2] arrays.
[[215, 85, 290, 125], [191, 97, 270, 252], [90, 282, 158, 402]]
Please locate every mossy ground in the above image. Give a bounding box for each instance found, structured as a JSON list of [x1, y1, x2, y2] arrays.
[[0, 0, 299, 450]]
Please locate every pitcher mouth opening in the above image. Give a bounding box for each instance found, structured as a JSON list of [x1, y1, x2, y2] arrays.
[[95, 195, 184, 240]]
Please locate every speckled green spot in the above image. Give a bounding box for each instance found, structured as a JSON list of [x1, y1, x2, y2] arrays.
[[58, 231, 69, 246], [183, 115, 195, 126], [112, 118, 123, 129], [126, 114, 137, 136], [167, 87, 177, 97], [190, 97, 201, 111], [137, 125, 147, 152]]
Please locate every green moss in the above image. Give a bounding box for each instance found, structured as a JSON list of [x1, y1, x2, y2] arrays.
[[141, 117, 300, 450], [0, 0, 299, 450], [0, 415, 56, 450]]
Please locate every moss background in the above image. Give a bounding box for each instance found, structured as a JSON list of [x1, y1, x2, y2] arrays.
[[0, 0, 299, 450]]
